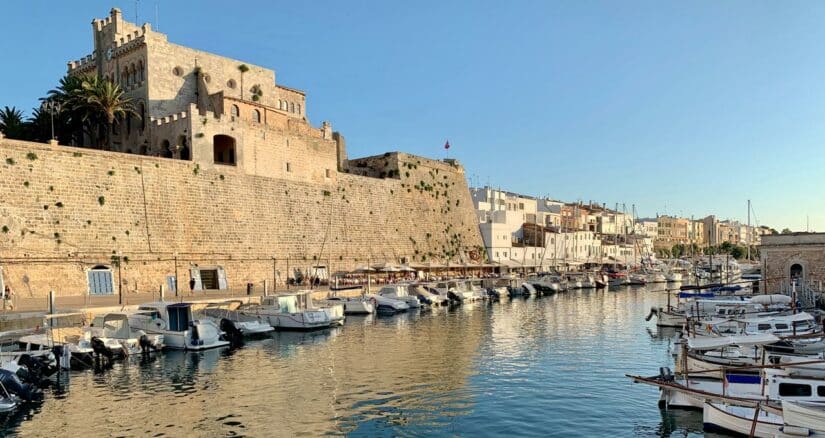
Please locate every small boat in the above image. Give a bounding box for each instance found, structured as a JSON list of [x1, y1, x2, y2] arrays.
[[365, 294, 410, 314], [783, 401, 825, 433], [410, 284, 449, 306], [198, 301, 274, 339], [242, 294, 332, 330], [18, 313, 96, 369], [594, 273, 608, 289], [702, 402, 783, 437], [377, 284, 422, 309], [627, 273, 647, 286], [666, 271, 683, 282], [646, 272, 667, 284], [319, 295, 376, 314], [295, 290, 346, 327], [128, 302, 229, 350], [82, 312, 164, 356]]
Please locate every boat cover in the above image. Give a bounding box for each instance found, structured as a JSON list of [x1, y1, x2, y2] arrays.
[[687, 333, 780, 350]]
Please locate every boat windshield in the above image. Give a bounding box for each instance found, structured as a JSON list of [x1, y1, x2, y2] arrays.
[[278, 296, 299, 313]]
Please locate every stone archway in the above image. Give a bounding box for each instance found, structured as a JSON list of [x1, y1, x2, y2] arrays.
[[790, 263, 804, 286]]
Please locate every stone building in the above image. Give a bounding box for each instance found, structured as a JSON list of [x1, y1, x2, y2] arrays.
[[0, 9, 483, 298], [760, 233, 825, 293]]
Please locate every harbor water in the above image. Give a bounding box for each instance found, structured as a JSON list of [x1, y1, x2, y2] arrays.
[[4, 287, 722, 436]]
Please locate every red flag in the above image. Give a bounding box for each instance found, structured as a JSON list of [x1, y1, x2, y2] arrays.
[[444, 140, 450, 150]]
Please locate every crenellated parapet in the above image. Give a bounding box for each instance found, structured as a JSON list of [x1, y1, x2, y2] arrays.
[[151, 110, 189, 127], [67, 54, 97, 73]]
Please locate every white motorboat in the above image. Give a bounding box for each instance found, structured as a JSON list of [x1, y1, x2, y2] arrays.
[[198, 301, 274, 337], [666, 271, 683, 282], [128, 302, 229, 350], [295, 290, 346, 326], [467, 280, 489, 301], [82, 312, 164, 355], [646, 272, 667, 284], [410, 284, 449, 306], [430, 280, 467, 303], [319, 295, 376, 314], [241, 295, 332, 330], [365, 293, 410, 314], [377, 284, 422, 309], [18, 313, 96, 369], [521, 282, 537, 296]]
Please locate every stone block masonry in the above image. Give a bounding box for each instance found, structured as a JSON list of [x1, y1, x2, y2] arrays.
[[0, 139, 483, 298]]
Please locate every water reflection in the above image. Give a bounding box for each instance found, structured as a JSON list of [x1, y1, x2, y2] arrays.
[[5, 287, 717, 436]]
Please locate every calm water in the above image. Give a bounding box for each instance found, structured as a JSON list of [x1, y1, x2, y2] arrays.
[[3, 288, 722, 437]]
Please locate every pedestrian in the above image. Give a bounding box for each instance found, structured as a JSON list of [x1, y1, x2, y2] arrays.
[[189, 277, 196, 293]]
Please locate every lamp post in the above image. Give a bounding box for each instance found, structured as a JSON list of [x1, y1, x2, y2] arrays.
[[41, 100, 62, 141]]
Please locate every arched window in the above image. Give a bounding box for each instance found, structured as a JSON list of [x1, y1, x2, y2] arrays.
[[253, 109, 261, 123], [161, 140, 173, 158], [213, 135, 236, 165], [290, 102, 295, 113], [123, 68, 129, 85], [280, 100, 286, 110], [297, 103, 301, 115], [130, 63, 136, 85], [230, 104, 239, 119], [138, 61, 144, 82]]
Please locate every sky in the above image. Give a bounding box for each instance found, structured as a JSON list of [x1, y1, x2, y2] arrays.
[[0, 1, 823, 231]]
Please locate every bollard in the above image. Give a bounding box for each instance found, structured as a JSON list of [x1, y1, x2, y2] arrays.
[[48, 290, 55, 314], [159, 284, 165, 302]]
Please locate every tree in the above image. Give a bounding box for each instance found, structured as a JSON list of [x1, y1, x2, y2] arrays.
[[0, 106, 25, 139], [238, 64, 249, 100], [781, 228, 793, 234], [46, 75, 86, 145], [730, 245, 744, 259], [75, 77, 137, 150]]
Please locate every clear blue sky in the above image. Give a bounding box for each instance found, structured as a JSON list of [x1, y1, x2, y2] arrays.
[[0, 1, 822, 231]]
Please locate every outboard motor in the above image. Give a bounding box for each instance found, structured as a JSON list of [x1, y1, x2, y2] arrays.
[[17, 354, 57, 386], [447, 291, 461, 304], [0, 369, 41, 402], [658, 367, 674, 382], [51, 345, 71, 370], [645, 307, 659, 322], [486, 288, 500, 301], [220, 318, 244, 346], [90, 336, 114, 362], [138, 334, 153, 354], [416, 295, 432, 306]]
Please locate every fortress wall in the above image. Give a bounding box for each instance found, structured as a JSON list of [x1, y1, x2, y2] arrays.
[[0, 139, 483, 298]]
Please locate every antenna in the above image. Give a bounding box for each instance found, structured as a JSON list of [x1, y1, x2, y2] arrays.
[[155, 2, 159, 31], [135, 0, 139, 22]]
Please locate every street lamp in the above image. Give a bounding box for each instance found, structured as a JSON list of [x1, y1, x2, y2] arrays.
[[41, 99, 62, 141]]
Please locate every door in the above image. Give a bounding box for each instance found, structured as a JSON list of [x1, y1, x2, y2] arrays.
[[189, 268, 203, 291], [217, 267, 228, 290], [88, 269, 114, 295]]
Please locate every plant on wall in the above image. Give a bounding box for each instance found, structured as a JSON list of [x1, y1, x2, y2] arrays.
[[238, 64, 250, 100], [250, 85, 263, 102]]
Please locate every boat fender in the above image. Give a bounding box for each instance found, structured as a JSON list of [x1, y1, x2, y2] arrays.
[[780, 425, 811, 436]]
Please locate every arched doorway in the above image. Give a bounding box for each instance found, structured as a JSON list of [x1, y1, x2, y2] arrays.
[[213, 134, 236, 165], [178, 135, 190, 160], [790, 263, 804, 286], [161, 140, 173, 158]]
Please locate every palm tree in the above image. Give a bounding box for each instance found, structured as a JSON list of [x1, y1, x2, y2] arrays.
[[75, 77, 137, 150], [238, 64, 249, 100], [0, 106, 25, 139]]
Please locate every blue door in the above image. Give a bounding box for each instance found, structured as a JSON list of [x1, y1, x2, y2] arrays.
[[88, 269, 114, 295]]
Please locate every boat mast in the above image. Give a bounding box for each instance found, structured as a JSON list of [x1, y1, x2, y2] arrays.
[[747, 199, 751, 261]]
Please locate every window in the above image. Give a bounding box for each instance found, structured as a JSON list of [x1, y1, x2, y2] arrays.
[[87, 266, 114, 295], [290, 102, 295, 113], [227, 79, 237, 89], [230, 104, 239, 119], [213, 135, 236, 165], [286, 162, 292, 172], [325, 169, 331, 178], [172, 66, 183, 77], [818, 386, 825, 397], [178, 135, 190, 161], [775, 323, 789, 330], [253, 109, 261, 123], [138, 61, 144, 82], [779, 383, 812, 397], [757, 324, 772, 331], [161, 140, 173, 158], [297, 103, 301, 115]]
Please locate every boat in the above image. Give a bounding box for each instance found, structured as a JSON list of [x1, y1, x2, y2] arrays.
[[18, 313, 96, 369], [295, 290, 346, 326], [82, 312, 164, 356], [376, 284, 422, 309], [645, 294, 793, 328], [128, 302, 229, 350], [784, 401, 825, 433], [197, 301, 274, 339], [430, 280, 467, 304], [483, 276, 520, 298], [702, 402, 784, 437], [318, 295, 376, 314], [410, 284, 449, 306], [365, 293, 410, 314], [520, 282, 537, 297], [241, 294, 332, 330], [627, 273, 647, 286], [666, 271, 683, 283], [646, 272, 667, 284], [594, 273, 608, 289]]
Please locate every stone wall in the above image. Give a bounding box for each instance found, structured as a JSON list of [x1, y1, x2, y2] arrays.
[[760, 233, 825, 293], [0, 139, 482, 298]]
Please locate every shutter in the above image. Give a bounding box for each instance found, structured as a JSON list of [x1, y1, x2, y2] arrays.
[[217, 267, 228, 290], [190, 268, 203, 291], [102, 271, 114, 294], [0, 266, 5, 299], [87, 270, 114, 295]]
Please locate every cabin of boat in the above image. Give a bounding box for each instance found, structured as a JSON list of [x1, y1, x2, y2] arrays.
[[130, 302, 228, 350]]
